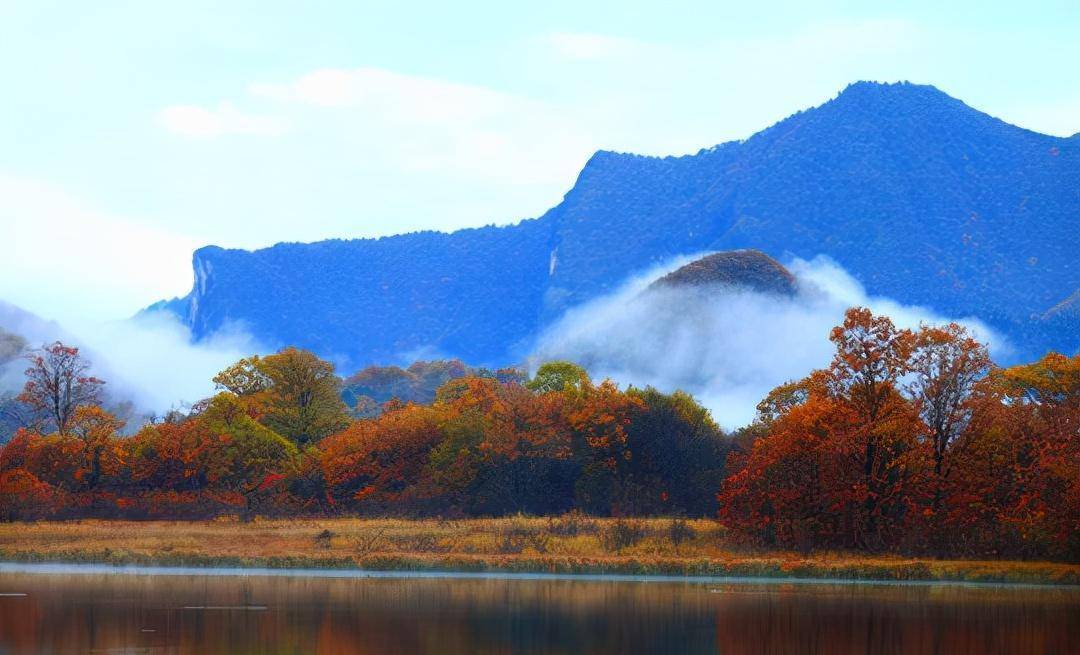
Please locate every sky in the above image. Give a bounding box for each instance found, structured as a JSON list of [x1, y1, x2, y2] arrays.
[[2, 0, 1079, 325]]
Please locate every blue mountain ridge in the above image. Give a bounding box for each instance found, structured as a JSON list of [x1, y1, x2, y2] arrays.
[[152, 81, 1080, 368]]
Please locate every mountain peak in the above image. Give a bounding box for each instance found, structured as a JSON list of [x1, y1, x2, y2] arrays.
[[839, 79, 940, 95], [151, 82, 1079, 364], [828, 80, 970, 114]]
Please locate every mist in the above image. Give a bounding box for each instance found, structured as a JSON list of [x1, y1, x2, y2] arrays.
[[0, 306, 263, 420], [2, 254, 1010, 431], [69, 313, 265, 413], [530, 255, 1008, 430]]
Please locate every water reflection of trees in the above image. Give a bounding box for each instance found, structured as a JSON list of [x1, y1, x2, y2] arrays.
[[0, 574, 1076, 654]]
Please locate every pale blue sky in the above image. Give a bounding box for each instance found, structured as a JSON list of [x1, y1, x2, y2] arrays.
[[2, 0, 1079, 323]]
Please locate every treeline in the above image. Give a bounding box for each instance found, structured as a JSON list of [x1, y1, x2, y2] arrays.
[[722, 310, 1078, 561], [0, 308, 1076, 562]]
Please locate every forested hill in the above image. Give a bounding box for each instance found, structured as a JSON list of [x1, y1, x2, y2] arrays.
[[153, 81, 1080, 366], [647, 250, 796, 296]]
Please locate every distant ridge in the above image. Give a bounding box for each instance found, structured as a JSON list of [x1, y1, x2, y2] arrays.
[[152, 81, 1080, 366]]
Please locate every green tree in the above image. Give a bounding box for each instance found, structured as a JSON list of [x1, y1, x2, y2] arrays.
[[527, 361, 590, 395], [213, 348, 350, 446]]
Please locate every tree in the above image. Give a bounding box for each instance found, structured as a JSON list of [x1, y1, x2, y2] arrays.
[[0, 468, 63, 520], [994, 352, 1080, 409], [259, 348, 349, 445], [212, 355, 270, 396], [319, 402, 443, 512], [200, 392, 300, 518], [568, 380, 644, 515], [720, 308, 927, 551], [527, 361, 590, 395], [825, 307, 922, 549], [214, 348, 349, 446], [993, 353, 1080, 560], [624, 387, 729, 515], [17, 342, 104, 435], [69, 406, 125, 489], [906, 323, 991, 508], [718, 391, 840, 550]]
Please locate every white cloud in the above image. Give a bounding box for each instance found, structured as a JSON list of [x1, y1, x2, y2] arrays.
[[251, 68, 512, 122], [531, 255, 1007, 430], [0, 173, 198, 324], [777, 19, 922, 57], [248, 66, 596, 185], [158, 102, 284, 137], [545, 32, 641, 60], [73, 312, 262, 412], [0, 305, 264, 416]]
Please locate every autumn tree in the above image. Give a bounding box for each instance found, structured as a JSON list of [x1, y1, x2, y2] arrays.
[[720, 309, 927, 550], [258, 348, 349, 445], [18, 342, 105, 435], [319, 401, 444, 512], [213, 355, 270, 396], [993, 353, 1080, 560], [825, 307, 923, 549], [906, 323, 991, 509], [0, 468, 63, 520], [428, 377, 575, 515], [718, 386, 841, 550], [69, 405, 125, 489], [199, 392, 300, 518], [623, 387, 729, 515], [567, 379, 644, 515]]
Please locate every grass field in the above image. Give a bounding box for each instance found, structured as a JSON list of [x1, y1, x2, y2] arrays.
[[2, 516, 1078, 585]]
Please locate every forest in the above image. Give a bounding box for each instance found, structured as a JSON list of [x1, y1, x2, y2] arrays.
[[0, 307, 1076, 562]]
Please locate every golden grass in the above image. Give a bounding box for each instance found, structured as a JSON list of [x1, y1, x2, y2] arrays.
[[1, 516, 1077, 585]]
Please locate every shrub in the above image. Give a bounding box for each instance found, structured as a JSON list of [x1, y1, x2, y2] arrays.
[[314, 529, 335, 549], [600, 519, 647, 553], [400, 533, 449, 553], [668, 518, 696, 554], [498, 526, 550, 554], [546, 510, 598, 536]]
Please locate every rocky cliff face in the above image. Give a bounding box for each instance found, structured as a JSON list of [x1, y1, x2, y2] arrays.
[[154, 81, 1080, 365]]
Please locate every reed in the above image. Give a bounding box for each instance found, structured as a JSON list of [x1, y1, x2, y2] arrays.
[[1, 517, 1077, 585]]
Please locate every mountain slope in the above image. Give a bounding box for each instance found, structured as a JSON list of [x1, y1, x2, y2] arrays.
[[155, 81, 1080, 365]]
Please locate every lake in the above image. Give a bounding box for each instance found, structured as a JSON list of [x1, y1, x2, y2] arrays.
[[0, 564, 1077, 654]]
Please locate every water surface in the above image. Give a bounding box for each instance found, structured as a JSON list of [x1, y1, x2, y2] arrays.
[[0, 564, 1076, 654]]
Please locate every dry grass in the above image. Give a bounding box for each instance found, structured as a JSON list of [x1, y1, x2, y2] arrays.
[[1, 516, 1078, 585]]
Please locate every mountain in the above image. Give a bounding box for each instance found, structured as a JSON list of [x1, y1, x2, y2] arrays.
[[0, 300, 67, 348], [0, 302, 51, 443], [648, 250, 796, 296], [1038, 289, 1080, 352], [154, 81, 1080, 366]]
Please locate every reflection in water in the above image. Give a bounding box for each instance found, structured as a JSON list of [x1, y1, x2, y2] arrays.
[[0, 569, 1077, 654]]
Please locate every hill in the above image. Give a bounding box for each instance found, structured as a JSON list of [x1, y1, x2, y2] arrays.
[[153, 81, 1080, 365], [648, 250, 796, 295]]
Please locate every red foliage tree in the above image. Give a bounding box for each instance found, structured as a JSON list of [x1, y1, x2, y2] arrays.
[[17, 342, 104, 435]]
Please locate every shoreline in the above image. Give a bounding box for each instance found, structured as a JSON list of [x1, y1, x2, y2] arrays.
[[2, 559, 1080, 590], [3, 518, 1078, 587]]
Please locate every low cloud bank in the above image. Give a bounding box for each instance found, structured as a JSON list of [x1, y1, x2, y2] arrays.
[[1, 307, 263, 420], [69, 313, 264, 413], [531, 255, 1007, 430], [3, 255, 1009, 431]]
